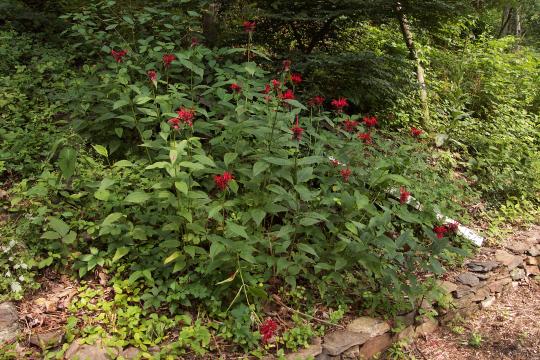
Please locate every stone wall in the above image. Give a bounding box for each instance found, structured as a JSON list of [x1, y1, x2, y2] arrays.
[[286, 235, 540, 360]]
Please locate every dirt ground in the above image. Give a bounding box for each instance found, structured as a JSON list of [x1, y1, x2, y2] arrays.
[[411, 226, 540, 360]]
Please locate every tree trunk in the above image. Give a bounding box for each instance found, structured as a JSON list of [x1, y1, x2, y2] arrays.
[[395, 1, 429, 127], [202, 2, 220, 48]]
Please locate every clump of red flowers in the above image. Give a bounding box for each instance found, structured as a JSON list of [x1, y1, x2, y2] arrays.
[[330, 159, 340, 167], [411, 127, 423, 137], [162, 53, 176, 68], [259, 318, 278, 343], [357, 132, 372, 144], [343, 119, 359, 132], [280, 89, 295, 100], [111, 49, 128, 63], [399, 187, 411, 204], [243, 21, 256, 33], [262, 84, 271, 94], [291, 116, 304, 141], [340, 168, 352, 182], [214, 171, 234, 191], [308, 96, 325, 107], [433, 225, 448, 239], [168, 107, 195, 129], [230, 83, 242, 93], [147, 70, 157, 86], [363, 116, 378, 127], [446, 221, 459, 234], [290, 73, 302, 85], [271, 79, 281, 89], [331, 98, 348, 112]]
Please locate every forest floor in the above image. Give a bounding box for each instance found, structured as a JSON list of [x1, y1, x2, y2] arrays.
[[412, 226, 540, 360]]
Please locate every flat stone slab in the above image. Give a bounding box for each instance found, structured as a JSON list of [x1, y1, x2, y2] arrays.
[[29, 330, 64, 349], [323, 330, 371, 356], [286, 337, 322, 360], [511, 268, 526, 281], [0, 302, 19, 344], [65, 339, 120, 360], [456, 272, 480, 287], [495, 250, 523, 269], [359, 333, 393, 359], [346, 317, 390, 337], [528, 245, 540, 257], [505, 242, 530, 254], [466, 260, 499, 273]]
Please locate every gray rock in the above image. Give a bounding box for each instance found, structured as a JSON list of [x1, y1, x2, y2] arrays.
[[65, 339, 120, 360], [487, 277, 512, 293], [415, 319, 438, 336], [346, 317, 390, 337], [511, 268, 526, 281], [359, 333, 393, 359], [456, 272, 480, 287], [286, 337, 322, 360], [466, 260, 499, 273], [526, 265, 540, 276], [526, 257, 538, 265], [505, 242, 530, 254], [0, 302, 19, 344], [527, 245, 540, 257], [437, 280, 458, 294], [29, 330, 64, 349], [120, 346, 141, 359], [453, 286, 473, 299], [341, 345, 360, 359], [322, 331, 371, 356]]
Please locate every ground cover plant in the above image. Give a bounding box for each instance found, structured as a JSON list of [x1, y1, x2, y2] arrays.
[[0, 0, 538, 358]]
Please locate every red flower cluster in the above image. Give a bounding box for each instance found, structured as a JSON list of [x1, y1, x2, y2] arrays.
[[341, 168, 352, 182], [230, 83, 242, 93], [343, 119, 359, 132], [331, 98, 348, 111], [357, 132, 372, 144], [163, 53, 176, 68], [280, 89, 295, 100], [399, 187, 411, 204], [291, 116, 304, 141], [434, 222, 459, 239], [308, 96, 325, 107], [282, 60, 291, 72], [168, 107, 195, 129], [214, 171, 234, 191], [433, 225, 448, 239], [363, 116, 378, 127], [271, 79, 281, 89], [147, 70, 157, 82], [260, 318, 278, 343], [411, 127, 423, 137], [111, 49, 128, 63], [243, 21, 256, 33], [330, 159, 340, 167], [290, 73, 302, 85], [262, 84, 271, 94]]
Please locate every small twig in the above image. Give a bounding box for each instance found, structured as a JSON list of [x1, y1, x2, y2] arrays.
[[271, 295, 344, 329], [210, 331, 224, 359]]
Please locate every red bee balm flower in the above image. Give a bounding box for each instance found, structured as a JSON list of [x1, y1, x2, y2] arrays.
[[330, 159, 340, 167], [214, 171, 234, 191], [340, 168, 352, 182], [280, 89, 295, 100], [291, 116, 304, 141], [243, 21, 256, 33], [411, 127, 423, 137], [343, 119, 359, 132], [357, 132, 372, 144], [363, 116, 378, 127], [399, 187, 411, 204], [262, 84, 271, 94], [168, 117, 180, 130], [230, 83, 242, 93], [445, 222, 459, 234], [176, 108, 195, 127], [433, 225, 448, 239], [271, 79, 281, 89], [290, 73, 302, 85], [331, 98, 348, 111], [111, 49, 128, 63], [163, 54, 176, 68], [259, 318, 278, 343], [282, 60, 291, 72], [308, 96, 325, 107]]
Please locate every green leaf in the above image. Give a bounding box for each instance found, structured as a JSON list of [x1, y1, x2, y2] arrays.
[[284, 99, 307, 110], [94, 189, 110, 201], [263, 157, 293, 166], [113, 160, 133, 167], [113, 99, 130, 110], [124, 191, 151, 204], [250, 208, 266, 226], [175, 181, 189, 195], [253, 161, 270, 177], [244, 61, 257, 76], [102, 212, 124, 226], [164, 251, 181, 264], [92, 144, 108, 158], [193, 154, 216, 167], [226, 221, 249, 239], [48, 217, 69, 237], [41, 231, 61, 240], [298, 243, 318, 257], [354, 191, 370, 210], [216, 269, 238, 285], [209, 242, 225, 259], [112, 247, 129, 262], [296, 167, 313, 183], [58, 147, 77, 179], [62, 231, 77, 244], [161, 240, 181, 248], [134, 95, 153, 105], [224, 153, 238, 167]]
